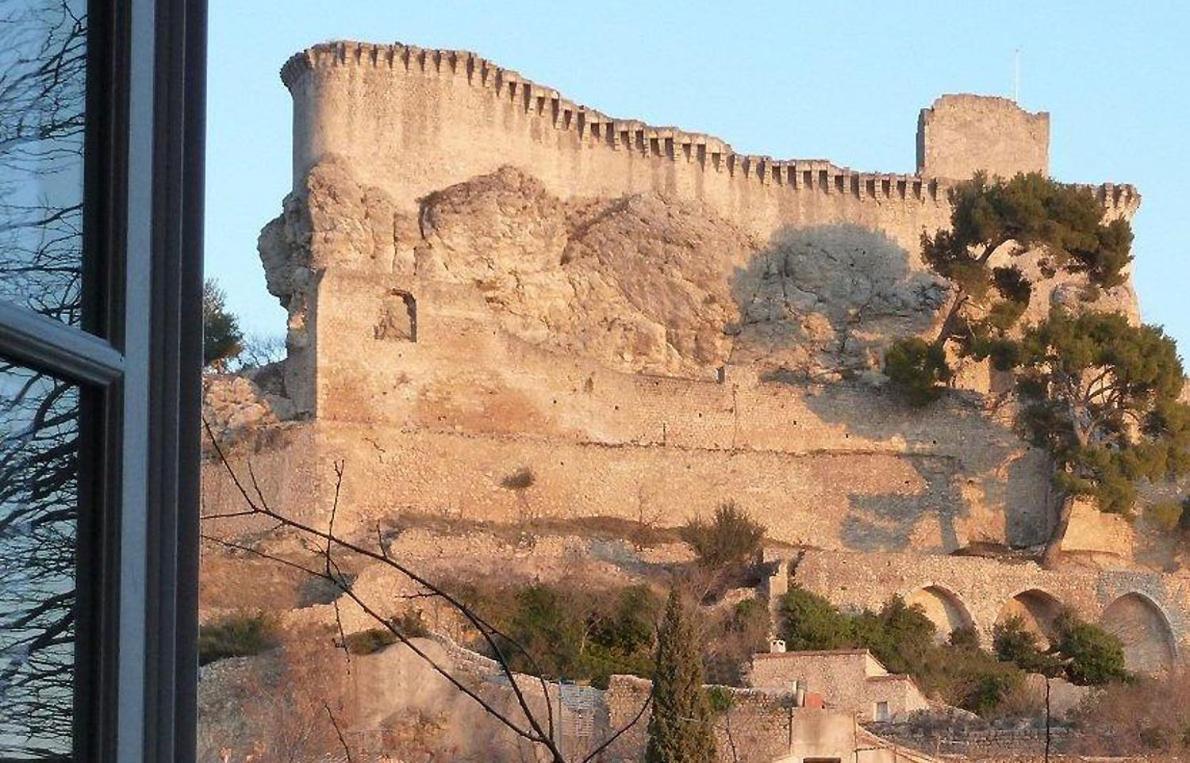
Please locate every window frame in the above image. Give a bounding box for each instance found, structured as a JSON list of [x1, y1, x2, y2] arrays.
[[0, 0, 206, 760]]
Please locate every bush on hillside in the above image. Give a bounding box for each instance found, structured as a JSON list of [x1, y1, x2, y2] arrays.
[[1053, 611, 1128, 686], [884, 337, 952, 406], [198, 611, 279, 666], [777, 586, 854, 651], [681, 502, 765, 574], [344, 627, 398, 655], [494, 582, 662, 688], [1070, 669, 1190, 756], [993, 615, 1063, 676], [704, 597, 770, 685], [851, 595, 936, 676], [776, 589, 1034, 716]]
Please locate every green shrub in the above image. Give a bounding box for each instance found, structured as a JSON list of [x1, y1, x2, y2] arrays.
[[704, 685, 735, 715], [492, 582, 662, 689], [775, 590, 1034, 716], [777, 586, 854, 651], [952, 654, 1026, 716], [1146, 500, 1185, 533], [344, 627, 398, 655], [198, 611, 278, 666], [884, 337, 952, 406], [1054, 612, 1127, 686], [681, 502, 765, 573], [851, 595, 935, 676], [393, 608, 430, 638], [993, 615, 1062, 675], [948, 626, 981, 650], [500, 466, 536, 491]]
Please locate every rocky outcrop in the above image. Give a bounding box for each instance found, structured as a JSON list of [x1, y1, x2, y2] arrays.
[[202, 370, 294, 443]]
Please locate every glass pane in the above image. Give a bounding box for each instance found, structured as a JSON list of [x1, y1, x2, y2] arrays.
[[0, 360, 79, 758], [0, 0, 88, 326]]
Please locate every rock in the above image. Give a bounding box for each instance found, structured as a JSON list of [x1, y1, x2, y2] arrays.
[[202, 374, 292, 441]]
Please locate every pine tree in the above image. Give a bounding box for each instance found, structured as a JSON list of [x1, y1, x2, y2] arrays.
[[645, 588, 717, 763], [885, 172, 1134, 405], [203, 278, 244, 369], [1012, 309, 1188, 566]]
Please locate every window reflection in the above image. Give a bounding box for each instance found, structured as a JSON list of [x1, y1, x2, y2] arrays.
[[0, 0, 88, 326], [0, 361, 78, 759]]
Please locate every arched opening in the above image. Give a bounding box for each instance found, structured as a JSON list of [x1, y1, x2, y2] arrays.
[[374, 289, 417, 342], [906, 585, 975, 641], [995, 589, 1065, 649], [1100, 593, 1177, 673]]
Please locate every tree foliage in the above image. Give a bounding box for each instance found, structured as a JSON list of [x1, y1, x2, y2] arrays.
[[884, 172, 1135, 404], [992, 611, 1127, 686], [494, 582, 661, 689], [1013, 310, 1189, 517], [883, 171, 1187, 560], [203, 277, 244, 368], [646, 589, 717, 763], [883, 337, 952, 406], [777, 586, 855, 651], [1053, 611, 1128, 686], [992, 615, 1063, 676]]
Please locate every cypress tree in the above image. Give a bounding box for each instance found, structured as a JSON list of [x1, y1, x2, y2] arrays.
[[645, 588, 717, 763]]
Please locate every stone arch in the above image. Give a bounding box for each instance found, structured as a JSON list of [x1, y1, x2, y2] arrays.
[[906, 585, 976, 641], [1099, 592, 1177, 673], [995, 588, 1065, 648], [375, 289, 417, 342]]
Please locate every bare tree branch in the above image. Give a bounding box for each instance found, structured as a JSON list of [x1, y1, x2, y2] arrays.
[[201, 418, 653, 761]]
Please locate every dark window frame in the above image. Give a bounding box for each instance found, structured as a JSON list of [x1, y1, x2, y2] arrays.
[[0, 0, 206, 760]]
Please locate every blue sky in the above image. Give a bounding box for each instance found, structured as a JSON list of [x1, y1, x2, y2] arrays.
[[206, 1, 1190, 352]]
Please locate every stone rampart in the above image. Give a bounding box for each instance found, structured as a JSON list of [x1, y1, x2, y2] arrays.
[[280, 41, 1136, 259]]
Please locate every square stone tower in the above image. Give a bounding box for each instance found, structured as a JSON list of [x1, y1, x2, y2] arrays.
[[917, 94, 1050, 180]]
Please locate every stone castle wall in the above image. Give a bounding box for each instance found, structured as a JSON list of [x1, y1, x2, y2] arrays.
[[202, 40, 1190, 671], [244, 44, 1145, 559], [280, 42, 1136, 257], [284, 264, 1057, 554]]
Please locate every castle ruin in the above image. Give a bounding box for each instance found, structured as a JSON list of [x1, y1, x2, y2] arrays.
[[205, 41, 1186, 673]]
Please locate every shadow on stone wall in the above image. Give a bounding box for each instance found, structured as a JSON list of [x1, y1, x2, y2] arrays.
[[729, 224, 1049, 553], [728, 223, 948, 383]]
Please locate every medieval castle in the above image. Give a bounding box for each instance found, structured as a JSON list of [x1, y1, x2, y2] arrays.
[[203, 41, 1186, 685]]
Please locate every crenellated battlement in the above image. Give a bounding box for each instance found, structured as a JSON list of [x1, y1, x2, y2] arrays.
[[281, 41, 1138, 218], [277, 38, 1141, 274]]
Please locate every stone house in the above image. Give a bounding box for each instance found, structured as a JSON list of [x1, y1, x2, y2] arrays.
[[748, 649, 930, 723]]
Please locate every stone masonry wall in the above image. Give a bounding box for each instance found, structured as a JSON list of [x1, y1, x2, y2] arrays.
[[790, 549, 1190, 669], [917, 95, 1049, 180]]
